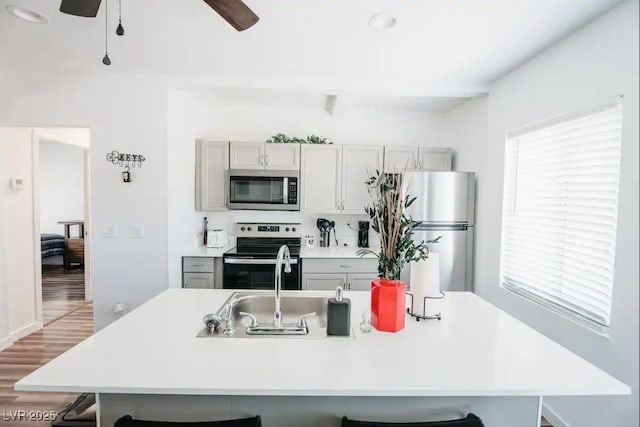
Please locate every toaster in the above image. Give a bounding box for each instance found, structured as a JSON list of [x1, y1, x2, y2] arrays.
[[207, 228, 228, 248]]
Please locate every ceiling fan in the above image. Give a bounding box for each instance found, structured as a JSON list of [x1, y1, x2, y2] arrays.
[[59, 0, 259, 31]]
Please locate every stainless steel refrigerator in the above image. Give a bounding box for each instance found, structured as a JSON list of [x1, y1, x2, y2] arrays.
[[400, 171, 476, 292]]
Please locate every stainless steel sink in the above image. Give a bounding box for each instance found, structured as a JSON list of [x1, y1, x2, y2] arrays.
[[197, 291, 353, 339]]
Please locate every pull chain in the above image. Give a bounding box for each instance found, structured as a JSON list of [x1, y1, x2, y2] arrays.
[[116, 0, 124, 36], [102, 0, 111, 65]]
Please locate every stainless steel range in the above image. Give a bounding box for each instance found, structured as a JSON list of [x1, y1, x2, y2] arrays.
[[222, 223, 302, 290]]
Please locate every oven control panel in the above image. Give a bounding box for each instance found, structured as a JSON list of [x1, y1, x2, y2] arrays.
[[235, 223, 301, 238]]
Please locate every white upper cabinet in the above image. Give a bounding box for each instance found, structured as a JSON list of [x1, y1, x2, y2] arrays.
[[301, 145, 342, 213], [230, 142, 300, 171], [229, 142, 264, 170], [384, 146, 420, 171], [264, 144, 300, 170], [341, 145, 384, 214], [418, 147, 453, 171], [384, 146, 452, 172], [195, 140, 229, 211]]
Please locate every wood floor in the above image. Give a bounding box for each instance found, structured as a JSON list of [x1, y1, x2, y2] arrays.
[[41, 265, 85, 326], [0, 304, 93, 427]]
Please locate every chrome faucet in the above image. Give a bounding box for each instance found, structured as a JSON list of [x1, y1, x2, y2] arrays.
[[274, 244, 292, 328]]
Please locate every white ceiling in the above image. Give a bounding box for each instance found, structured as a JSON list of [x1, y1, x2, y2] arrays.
[[0, 0, 622, 97], [188, 87, 470, 113]]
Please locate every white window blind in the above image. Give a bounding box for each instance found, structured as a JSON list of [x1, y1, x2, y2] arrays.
[[500, 99, 623, 333]]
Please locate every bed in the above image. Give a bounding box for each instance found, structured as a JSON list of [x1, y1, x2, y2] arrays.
[[41, 233, 66, 259]]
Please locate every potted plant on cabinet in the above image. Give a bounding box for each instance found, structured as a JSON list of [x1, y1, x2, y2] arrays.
[[357, 170, 439, 332]]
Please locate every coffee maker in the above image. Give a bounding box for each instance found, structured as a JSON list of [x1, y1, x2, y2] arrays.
[[358, 221, 370, 248]]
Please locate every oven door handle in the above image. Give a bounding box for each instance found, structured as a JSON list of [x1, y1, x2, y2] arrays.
[[224, 258, 299, 265]]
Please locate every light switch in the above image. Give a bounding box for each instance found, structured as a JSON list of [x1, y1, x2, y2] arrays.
[[103, 225, 118, 238], [9, 178, 23, 190], [127, 224, 145, 238]]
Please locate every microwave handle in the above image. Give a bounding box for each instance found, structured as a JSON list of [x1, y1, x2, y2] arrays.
[[283, 177, 288, 205]]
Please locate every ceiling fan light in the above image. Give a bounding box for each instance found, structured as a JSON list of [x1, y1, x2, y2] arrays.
[[5, 5, 48, 24], [369, 12, 396, 30]]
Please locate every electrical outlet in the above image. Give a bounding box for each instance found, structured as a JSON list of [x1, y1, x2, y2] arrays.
[[113, 302, 127, 317], [345, 216, 354, 230]]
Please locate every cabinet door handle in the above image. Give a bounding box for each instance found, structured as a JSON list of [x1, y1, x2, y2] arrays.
[[184, 278, 190, 288], [340, 265, 352, 268], [265, 156, 269, 166], [346, 274, 351, 290]]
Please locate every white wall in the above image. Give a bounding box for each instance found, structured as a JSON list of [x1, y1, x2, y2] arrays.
[[39, 128, 90, 149], [39, 139, 85, 235], [462, 1, 638, 425], [0, 72, 169, 330], [166, 88, 450, 287], [0, 127, 40, 346], [444, 96, 488, 174]]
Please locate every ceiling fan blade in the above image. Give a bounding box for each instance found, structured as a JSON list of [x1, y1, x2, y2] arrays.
[[203, 0, 259, 31], [60, 0, 103, 17]]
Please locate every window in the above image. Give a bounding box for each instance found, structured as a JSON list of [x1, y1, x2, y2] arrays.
[[500, 99, 623, 334]]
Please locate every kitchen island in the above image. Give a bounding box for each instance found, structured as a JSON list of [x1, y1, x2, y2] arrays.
[[16, 290, 629, 427]]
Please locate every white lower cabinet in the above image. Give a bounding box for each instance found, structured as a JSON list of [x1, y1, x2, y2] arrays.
[[302, 273, 346, 291], [302, 258, 378, 291], [183, 273, 215, 289], [182, 257, 216, 289], [347, 273, 376, 291]]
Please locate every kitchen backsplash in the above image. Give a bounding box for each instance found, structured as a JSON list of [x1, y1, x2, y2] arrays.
[[192, 211, 378, 249]]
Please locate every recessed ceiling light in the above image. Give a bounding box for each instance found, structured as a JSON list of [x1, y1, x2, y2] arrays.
[[369, 12, 396, 30], [5, 5, 48, 24]]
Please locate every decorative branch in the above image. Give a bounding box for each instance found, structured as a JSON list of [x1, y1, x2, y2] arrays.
[[357, 168, 441, 280]]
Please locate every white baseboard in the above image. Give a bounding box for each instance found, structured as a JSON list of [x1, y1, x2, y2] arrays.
[[10, 321, 43, 342], [0, 335, 12, 352], [543, 403, 570, 427]]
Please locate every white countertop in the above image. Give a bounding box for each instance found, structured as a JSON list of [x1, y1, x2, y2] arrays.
[[182, 242, 236, 257], [16, 290, 629, 397], [300, 245, 378, 259], [182, 243, 376, 259]]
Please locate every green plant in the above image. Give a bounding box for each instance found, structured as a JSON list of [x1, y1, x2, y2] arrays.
[[265, 133, 291, 144], [357, 170, 440, 280], [306, 134, 332, 144], [265, 133, 333, 144]]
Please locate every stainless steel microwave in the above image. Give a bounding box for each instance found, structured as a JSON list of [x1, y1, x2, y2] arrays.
[[226, 169, 300, 211]]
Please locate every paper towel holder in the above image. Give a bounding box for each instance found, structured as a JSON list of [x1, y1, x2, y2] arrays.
[[406, 291, 444, 321]]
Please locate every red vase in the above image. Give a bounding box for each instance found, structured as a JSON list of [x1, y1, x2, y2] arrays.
[[371, 279, 406, 332]]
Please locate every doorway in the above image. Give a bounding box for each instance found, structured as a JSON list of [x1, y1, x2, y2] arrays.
[[33, 128, 92, 326]]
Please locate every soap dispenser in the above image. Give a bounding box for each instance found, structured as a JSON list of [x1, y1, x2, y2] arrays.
[[327, 286, 351, 336]]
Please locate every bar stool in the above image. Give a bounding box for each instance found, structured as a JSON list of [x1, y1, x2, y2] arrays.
[[341, 413, 485, 427], [114, 415, 261, 427]]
